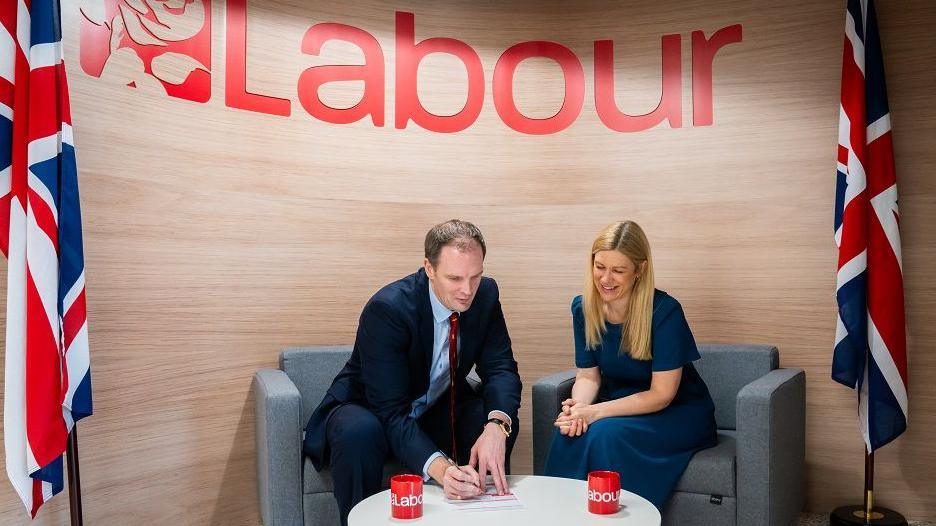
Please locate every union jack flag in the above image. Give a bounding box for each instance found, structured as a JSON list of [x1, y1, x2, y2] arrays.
[[1, 0, 93, 517], [833, 0, 906, 452]]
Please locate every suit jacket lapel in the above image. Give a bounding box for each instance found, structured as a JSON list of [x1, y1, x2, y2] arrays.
[[416, 268, 435, 372]]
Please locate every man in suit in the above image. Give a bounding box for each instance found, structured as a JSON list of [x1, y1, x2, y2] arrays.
[[304, 219, 522, 525]]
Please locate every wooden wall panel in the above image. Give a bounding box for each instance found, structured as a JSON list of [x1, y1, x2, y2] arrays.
[[0, 0, 933, 523]]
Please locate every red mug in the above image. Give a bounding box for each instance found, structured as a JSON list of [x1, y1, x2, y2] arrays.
[[390, 474, 423, 520], [587, 471, 621, 514]]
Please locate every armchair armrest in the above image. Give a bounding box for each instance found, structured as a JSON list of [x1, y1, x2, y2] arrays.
[[736, 368, 806, 526], [254, 368, 304, 526], [532, 369, 576, 475]]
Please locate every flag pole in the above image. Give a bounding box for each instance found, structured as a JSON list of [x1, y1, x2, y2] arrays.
[[864, 448, 874, 521], [828, 429, 907, 525], [66, 426, 84, 526]]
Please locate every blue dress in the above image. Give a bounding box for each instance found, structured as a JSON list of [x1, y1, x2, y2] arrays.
[[544, 291, 717, 510]]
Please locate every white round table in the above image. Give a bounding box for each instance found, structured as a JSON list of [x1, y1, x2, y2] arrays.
[[348, 475, 661, 525]]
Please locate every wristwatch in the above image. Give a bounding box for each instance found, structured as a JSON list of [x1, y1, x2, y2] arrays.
[[486, 417, 511, 437]]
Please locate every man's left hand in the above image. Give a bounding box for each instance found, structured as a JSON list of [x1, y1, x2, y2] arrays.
[[469, 422, 508, 496]]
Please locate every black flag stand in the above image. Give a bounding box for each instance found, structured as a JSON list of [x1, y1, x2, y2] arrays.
[[830, 448, 907, 526], [65, 426, 84, 526]]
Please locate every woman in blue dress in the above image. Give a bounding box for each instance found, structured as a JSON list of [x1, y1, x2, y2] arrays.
[[544, 220, 717, 510]]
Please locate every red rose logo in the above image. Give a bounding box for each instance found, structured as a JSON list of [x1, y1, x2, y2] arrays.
[[80, 0, 212, 103]]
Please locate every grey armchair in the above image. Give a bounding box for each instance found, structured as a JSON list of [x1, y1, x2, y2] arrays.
[[532, 344, 805, 526], [254, 345, 484, 526], [254, 346, 407, 526]]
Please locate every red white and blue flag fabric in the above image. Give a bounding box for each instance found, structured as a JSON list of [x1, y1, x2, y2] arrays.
[[833, 0, 907, 453], [1, 0, 93, 517]]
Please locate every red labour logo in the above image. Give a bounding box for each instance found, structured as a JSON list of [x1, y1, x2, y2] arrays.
[[79, 0, 211, 103], [76, 3, 742, 133]]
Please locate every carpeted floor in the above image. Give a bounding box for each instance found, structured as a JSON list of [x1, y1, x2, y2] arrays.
[[799, 513, 935, 525]]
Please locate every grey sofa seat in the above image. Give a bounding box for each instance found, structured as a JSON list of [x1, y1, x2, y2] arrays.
[[531, 344, 805, 526], [673, 430, 736, 497]]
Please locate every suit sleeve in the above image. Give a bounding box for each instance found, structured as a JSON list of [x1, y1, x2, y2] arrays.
[[357, 300, 440, 474], [474, 282, 522, 423]]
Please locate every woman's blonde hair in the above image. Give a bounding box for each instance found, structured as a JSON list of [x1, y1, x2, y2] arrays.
[[582, 221, 655, 360]]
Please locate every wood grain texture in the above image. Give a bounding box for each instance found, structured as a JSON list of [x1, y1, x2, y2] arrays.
[[0, 0, 933, 523]]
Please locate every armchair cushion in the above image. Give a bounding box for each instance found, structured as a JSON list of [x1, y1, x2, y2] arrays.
[[693, 344, 778, 430], [672, 430, 736, 497], [282, 346, 353, 424]]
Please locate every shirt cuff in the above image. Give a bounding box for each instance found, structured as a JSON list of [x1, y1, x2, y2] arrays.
[[422, 451, 445, 480], [487, 410, 512, 427]]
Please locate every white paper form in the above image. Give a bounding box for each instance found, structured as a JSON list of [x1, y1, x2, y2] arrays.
[[443, 478, 524, 512]]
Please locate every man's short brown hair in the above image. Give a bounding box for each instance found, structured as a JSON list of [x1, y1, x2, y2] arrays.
[[424, 219, 486, 267]]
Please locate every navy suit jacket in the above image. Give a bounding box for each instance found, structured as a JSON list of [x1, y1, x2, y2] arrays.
[[304, 268, 522, 474]]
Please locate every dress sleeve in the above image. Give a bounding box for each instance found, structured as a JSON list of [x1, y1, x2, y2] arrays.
[[572, 296, 597, 368], [651, 299, 700, 372]]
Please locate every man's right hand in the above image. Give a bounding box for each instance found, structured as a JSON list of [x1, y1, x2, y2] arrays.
[[428, 457, 482, 499]]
